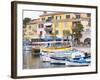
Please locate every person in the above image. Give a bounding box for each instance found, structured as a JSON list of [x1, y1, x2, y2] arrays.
[[84, 52, 88, 57], [47, 43, 50, 47]]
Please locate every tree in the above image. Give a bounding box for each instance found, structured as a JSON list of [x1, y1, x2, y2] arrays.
[[72, 22, 84, 44], [63, 30, 71, 47], [63, 30, 71, 40], [23, 17, 31, 28]]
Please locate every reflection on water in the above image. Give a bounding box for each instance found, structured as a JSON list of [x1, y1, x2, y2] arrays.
[[23, 46, 91, 69], [23, 50, 67, 69]]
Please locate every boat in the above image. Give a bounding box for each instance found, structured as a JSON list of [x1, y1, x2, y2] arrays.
[[40, 47, 71, 62], [40, 47, 91, 66], [36, 35, 91, 66], [23, 40, 32, 51], [65, 57, 91, 66], [49, 55, 91, 66]]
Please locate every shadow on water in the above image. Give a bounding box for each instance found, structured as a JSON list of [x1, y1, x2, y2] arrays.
[[23, 50, 69, 69], [23, 46, 91, 69]]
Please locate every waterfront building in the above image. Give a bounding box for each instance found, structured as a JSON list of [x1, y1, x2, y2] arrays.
[[23, 19, 40, 41], [24, 12, 91, 44]]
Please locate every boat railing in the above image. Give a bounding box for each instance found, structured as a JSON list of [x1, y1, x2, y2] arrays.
[[31, 41, 71, 48]]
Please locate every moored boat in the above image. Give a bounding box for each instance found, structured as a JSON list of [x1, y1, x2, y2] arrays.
[[40, 47, 91, 66]]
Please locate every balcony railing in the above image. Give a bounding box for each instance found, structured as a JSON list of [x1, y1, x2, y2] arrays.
[[44, 27, 52, 31]]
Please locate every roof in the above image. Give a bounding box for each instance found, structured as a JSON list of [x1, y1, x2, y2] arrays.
[[29, 19, 40, 24], [39, 12, 90, 17], [39, 12, 67, 17]]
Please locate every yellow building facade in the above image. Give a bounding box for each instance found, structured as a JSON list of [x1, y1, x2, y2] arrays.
[[23, 19, 39, 41], [24, 12, 90, 40], [40, 12, 90, 38], [40, 12, 78, 38]]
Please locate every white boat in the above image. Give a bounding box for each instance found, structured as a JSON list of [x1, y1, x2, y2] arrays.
[[49, 54, 90, 65], [40, 54, 51, 62], [65, 57, 91, 66], [23, 45, 32, 51], [40, 47, 71, 62], [50, 59, 66, 65], [40, 48, 91, 66]]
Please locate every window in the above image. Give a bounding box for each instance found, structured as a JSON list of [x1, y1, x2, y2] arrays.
[[51, 16, 54, 19], [56, 16, 61, 20], [23, 25, 26, 28], [66, 15, 70, 19], [46, 17, 52, 22], [86, 29, 90, 32], [88, 19, 91, 26], [87, 13, 91, 17], [38, 24, 40, 28], [48, 17, 52, 20], [76, 15, 80, 19], [56, 16, 58, 20], [38, 24, 44, 28], [42, 18, 45, 21], [60, 16, 62, 19], [41, 24, 44, 28]]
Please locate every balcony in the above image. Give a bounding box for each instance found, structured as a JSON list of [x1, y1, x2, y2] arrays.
[[44, 27, 52, 32], [44, 22, 52, 27], [45, 17, 53, 22], [46, 19, 52, 22]]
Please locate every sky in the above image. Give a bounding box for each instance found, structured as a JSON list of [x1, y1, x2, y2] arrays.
[[23, 10, 90, 20], [23, 10, 55, 20], [23, 10, 44, 20]]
